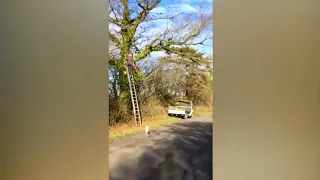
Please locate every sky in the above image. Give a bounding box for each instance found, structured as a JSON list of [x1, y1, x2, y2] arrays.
[[109, 0, 213, 63]]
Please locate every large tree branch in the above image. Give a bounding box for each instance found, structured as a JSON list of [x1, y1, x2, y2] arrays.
[[134, 20, 211, 62], [109, 32, 121, 47], [130, 0, 161, 33]]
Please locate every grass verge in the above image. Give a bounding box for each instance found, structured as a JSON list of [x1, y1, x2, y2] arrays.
[[109, 106, 213, 141], [109, 115, 181, 141], [193, 106, 213, 116]]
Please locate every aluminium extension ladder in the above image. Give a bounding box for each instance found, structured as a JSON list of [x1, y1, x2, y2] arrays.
[[126, 62, 142, 126]]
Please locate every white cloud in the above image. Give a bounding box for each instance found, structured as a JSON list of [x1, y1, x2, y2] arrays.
[[179, 0, 212, 3], [150, 6, 167, 14], [169, 4, 198, 13], [150, 51, 166, 58], [148, 51, 167, 63], [109, 23, 120, 31], [201, 5, 213, 14], [181, 4, 198, 13], [151, 4, 200, 15]]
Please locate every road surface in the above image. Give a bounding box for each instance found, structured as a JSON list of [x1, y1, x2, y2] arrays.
[[109, 115, 213, 180]]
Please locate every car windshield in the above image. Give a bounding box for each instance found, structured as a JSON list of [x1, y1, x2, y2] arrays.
[[175, 101, 191, 107]]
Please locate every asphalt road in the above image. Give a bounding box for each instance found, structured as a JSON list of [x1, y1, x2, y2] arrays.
[[109, 115, 213, 180]]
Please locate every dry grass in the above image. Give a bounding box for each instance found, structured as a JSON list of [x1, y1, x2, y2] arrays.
[[109, 105, 213, 141], [109, 115, 180, 141], [193, 105, 213, 116]]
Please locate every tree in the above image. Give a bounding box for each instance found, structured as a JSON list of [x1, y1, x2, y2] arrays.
[[109, 0, 212, 124], [155, 48, 213, 105]]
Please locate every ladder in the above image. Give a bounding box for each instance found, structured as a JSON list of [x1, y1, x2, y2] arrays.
[[126, 60, 142, 126]]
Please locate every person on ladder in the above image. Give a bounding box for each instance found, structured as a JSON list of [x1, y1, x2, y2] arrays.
[[126, 54, 137, 75]]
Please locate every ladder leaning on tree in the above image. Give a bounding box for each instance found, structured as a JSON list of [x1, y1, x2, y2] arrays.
[[126, 54, 142, 126]]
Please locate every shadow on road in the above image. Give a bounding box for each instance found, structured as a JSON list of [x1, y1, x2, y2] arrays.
[[109, 120, 213, 180]]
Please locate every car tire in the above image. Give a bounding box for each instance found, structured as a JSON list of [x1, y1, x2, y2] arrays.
[[182, 115, 186, 119]]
